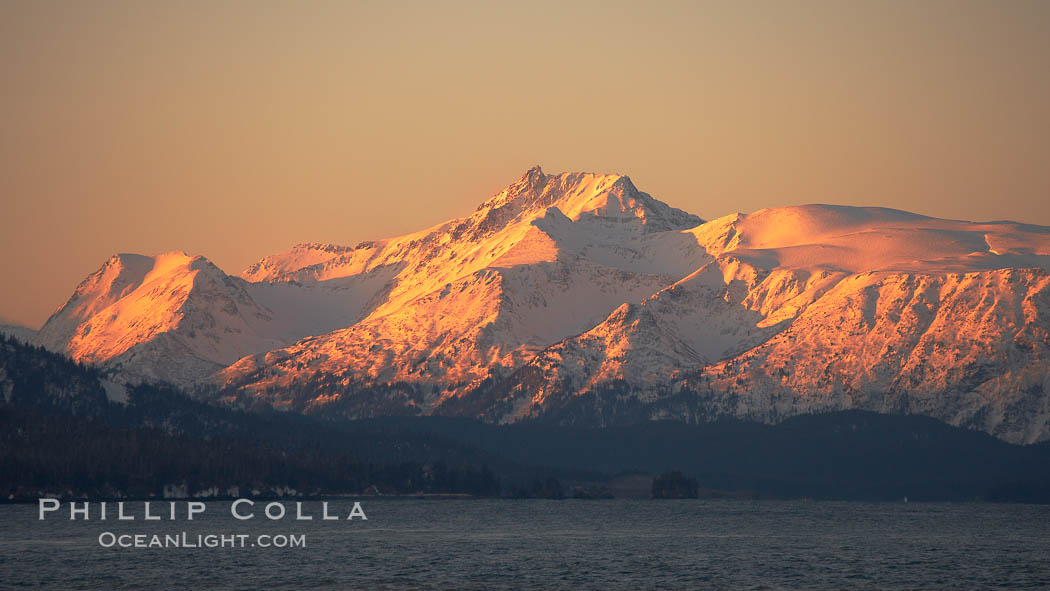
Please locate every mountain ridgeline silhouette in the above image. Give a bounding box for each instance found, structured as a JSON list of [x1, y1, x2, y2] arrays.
[[27, 167, 1050, 444]]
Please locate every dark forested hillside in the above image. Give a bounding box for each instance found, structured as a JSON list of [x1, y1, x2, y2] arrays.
[[330, 413, 1050, 502], [0, 335, 506, 500], [4, 334, 1049, 502]]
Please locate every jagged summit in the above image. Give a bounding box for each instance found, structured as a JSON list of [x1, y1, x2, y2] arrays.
[[239, 167, 704, 285], [473, 166, 702, 235], [506, 164, 548, 198]]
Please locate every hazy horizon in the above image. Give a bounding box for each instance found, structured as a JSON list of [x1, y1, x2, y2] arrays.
[[3, 0, 1049, 328]]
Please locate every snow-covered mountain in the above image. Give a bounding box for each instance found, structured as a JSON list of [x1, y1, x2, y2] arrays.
[[36, 167, 1050, 442], [218, 167, 708, 412], [34, 251, 372, 383], [486, 208, 1050, 444], [35, 252, 282, 383]]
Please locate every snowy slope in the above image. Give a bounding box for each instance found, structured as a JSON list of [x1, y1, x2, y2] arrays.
[[684, 268, 1050, 444], [217, 167, 710, 411], [34, 252, 289, 383], [471, 205, 1050, 442], [689, 205, 1050, 274], [36, 167, 1050, 442]]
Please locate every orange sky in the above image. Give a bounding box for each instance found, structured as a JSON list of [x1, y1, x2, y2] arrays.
[[2, 0, 1048, 329]]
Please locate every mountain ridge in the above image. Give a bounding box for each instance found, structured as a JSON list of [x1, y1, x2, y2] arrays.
[[31, 167, 1050, 443]]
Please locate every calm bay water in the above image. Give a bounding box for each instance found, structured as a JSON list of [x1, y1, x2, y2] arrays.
[[1, 499, 1048, 590]]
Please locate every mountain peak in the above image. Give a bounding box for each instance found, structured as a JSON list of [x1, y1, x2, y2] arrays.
[[474, 167, 701, 234], [520, 164, 545, 186]]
